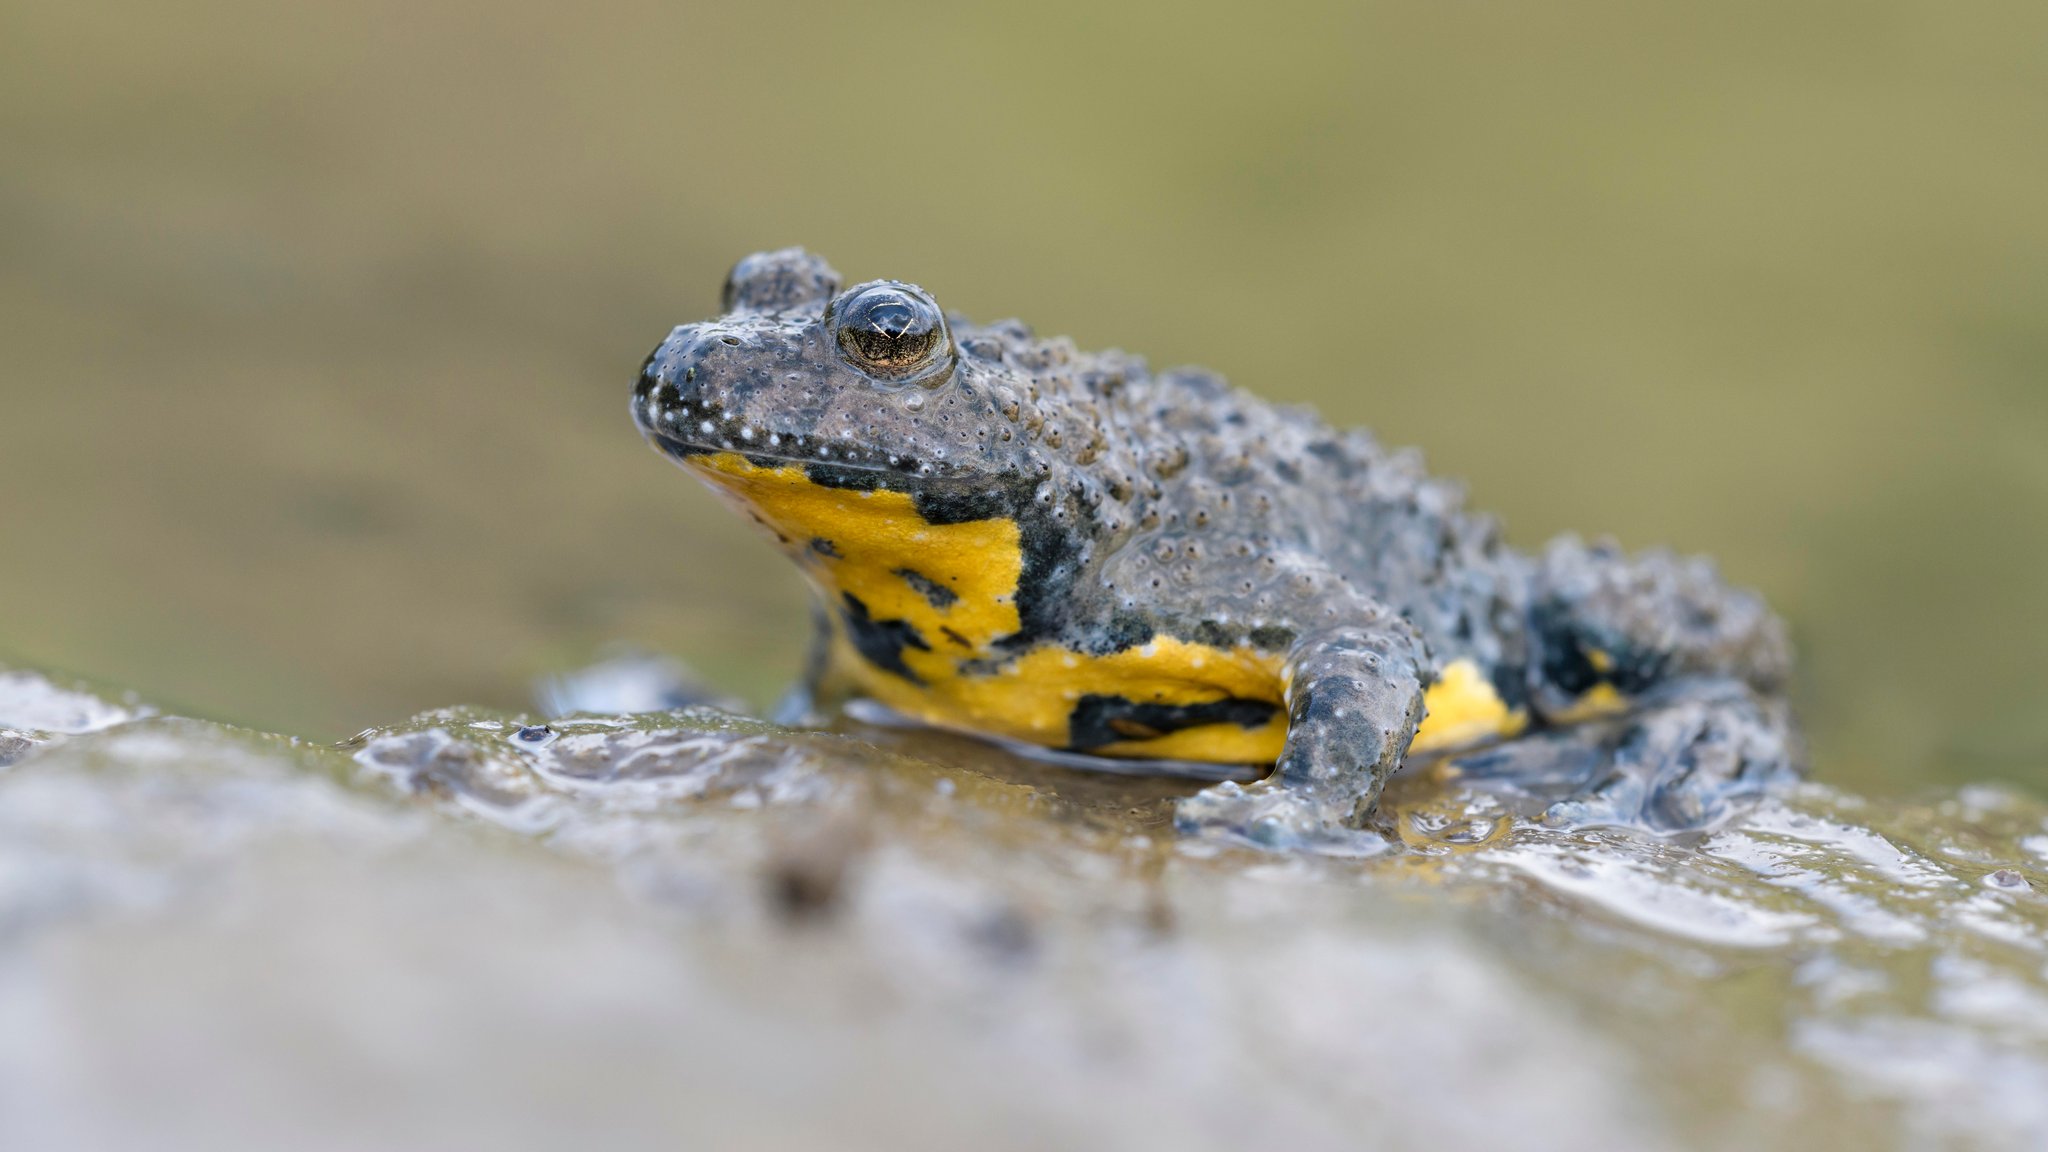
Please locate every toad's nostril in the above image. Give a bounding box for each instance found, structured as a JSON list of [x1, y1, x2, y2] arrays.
[[632, 324, 712, 427]]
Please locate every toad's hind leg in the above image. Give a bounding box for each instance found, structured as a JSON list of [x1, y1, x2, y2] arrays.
[[1502, 538, 1804, 830], [1449, 679, 1801, 831], [1175, 608, 1430, 850]]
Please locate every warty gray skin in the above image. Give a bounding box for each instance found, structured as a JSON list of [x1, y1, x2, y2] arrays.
[[632, 248, 1799, 849]]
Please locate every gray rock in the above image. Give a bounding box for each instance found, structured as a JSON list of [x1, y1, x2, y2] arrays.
[[1, 667, 2045, 1150]]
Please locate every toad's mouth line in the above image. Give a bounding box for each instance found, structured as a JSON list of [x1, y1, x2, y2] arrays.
[[645, 431, 897, 477]]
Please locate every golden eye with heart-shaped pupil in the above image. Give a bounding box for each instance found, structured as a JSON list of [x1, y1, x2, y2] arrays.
[[830, 282, 952, 384]]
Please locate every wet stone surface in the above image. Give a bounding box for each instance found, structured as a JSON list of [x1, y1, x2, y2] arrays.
[[4, 665, 2048, 1150]]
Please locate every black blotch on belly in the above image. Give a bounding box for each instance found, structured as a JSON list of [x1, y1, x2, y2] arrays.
[[912, 483, 1076, 653], [1530, 602, 1668, 699], [894, 567, 958, 609], [1532, 602, 1600, 697], [1067, 694, 1278, 751], [1489, 660, 1531, 714], [840, 592, 930, 683], [810, 537, 842, 558]]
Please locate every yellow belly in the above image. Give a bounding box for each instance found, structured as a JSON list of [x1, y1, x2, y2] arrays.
[[839, 627, 1293, 762], [849, 633, 1530, 762], [685, 451, 1534, 764]]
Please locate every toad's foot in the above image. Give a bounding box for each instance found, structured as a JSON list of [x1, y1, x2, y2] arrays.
[[1176, 614, 1428, 855], [1535, 682, 1801, 833]]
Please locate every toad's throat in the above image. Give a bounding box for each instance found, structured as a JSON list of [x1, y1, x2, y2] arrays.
[[681, 451, 1528, 763]]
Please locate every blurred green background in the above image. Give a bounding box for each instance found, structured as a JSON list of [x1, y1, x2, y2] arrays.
[[3, 0, 2045, 796]]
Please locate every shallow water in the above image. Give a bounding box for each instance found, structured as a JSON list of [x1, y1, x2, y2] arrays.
[[6, 665, 2045, 1150]]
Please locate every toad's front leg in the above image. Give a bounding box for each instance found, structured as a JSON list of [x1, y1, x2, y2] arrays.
[[1176, 611, 1431, 851]]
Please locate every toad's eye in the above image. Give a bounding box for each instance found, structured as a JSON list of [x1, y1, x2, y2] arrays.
[[828, 281, 953, 385]]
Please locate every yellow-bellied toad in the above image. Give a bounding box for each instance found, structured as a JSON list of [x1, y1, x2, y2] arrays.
[[632, 249, 1799, 848]]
